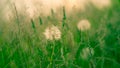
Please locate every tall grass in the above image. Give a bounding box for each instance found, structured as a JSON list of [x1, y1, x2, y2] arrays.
[[0, 0, 120, 68]]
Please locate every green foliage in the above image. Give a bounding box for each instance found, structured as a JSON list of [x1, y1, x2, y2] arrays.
[[0, 0, 120, 68]]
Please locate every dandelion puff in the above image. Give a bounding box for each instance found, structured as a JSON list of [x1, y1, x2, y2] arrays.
[[77, 19, 91, 31], [80, 47, 94, 60], [43, 25, 61, 40], [53, 26, 61, 40], [43, 27, 53, 40]]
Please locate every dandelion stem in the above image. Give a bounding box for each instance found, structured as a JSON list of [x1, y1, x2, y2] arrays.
[[31, 19, 36, 33], [39, 17, 43, 25]]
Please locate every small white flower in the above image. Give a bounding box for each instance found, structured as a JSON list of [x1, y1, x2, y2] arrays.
[[43, 25, 61, 40], [44, 27, 53, 40], [77, 19, 91, 31], [80, 47, 94, 60]]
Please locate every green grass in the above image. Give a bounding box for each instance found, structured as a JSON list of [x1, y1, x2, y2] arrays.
[[0, 0, 120, 68]]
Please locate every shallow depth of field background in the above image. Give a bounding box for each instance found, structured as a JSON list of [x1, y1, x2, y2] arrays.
[[0, 0, 120, 68]]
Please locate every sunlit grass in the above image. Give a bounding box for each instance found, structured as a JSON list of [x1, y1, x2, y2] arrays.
[[0, 0, 120, 68]]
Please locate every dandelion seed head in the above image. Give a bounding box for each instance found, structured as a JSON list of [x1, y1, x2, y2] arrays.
[[77, 19, 91, 31], [80, 47, 94, 60], [43, 25, 61, 40], [53, 28, 61, 40], [43, 27, 53, 40]]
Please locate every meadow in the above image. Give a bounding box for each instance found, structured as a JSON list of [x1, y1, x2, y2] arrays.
[[0, 0, 120, 68]]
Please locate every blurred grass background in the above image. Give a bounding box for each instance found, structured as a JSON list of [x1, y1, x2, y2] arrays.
[[0, 0, 120, 68]]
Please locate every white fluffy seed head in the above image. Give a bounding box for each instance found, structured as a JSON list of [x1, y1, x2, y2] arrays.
[[43, 25, 61, 40], [80, 47, 94, 60], [52, 26, 61, 40], [77, 19, 91, 31], [44, 27, 53, 40]]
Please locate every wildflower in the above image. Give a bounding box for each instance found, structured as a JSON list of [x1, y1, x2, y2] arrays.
[[43, 25, 61, 40], [80, 47, 94, 60], [77, 19, 91, 31], [43, 27, 53, 40], [51, 26, 61, 40]]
